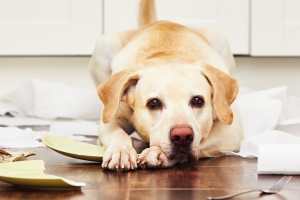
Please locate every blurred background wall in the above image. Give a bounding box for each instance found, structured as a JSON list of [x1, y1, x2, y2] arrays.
[[1, 0, 299, 97]]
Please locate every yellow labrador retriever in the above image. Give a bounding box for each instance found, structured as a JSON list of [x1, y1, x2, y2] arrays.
[[89, 0, 243, 171]]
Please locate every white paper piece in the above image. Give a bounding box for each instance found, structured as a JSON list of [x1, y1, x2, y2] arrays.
[[279, 95, 300, 125], [0, 127, 92, 149], [0, 99, 21, 116], [0, 116, 54, 126], [0, 116, 99, 136], [49, 120, 98, 136], [228, 86, 300, 158], [4, 79, 102, 120], [236, 98, 282, 139], [237, 86, 288, 102], [226, 130, 300, 158], [130, 131, 146, 141], [276, 124, 300, 137], [0, 127, 42, 148], [258, 144, 300, 175]]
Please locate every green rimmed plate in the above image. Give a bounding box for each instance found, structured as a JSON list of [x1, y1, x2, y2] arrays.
[[0, 160, 85, 188], [42, 135, 105, 162]]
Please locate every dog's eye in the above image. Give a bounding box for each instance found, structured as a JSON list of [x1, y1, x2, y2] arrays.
[[190, 96, 204, 108], [147, 98, 163, 110]]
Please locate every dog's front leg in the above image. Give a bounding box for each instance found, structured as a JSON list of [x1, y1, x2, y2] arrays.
[[99, 119, 137, 172], [137, 146, 185, 169]]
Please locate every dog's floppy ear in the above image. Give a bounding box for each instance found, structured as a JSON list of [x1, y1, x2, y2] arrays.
[[97, 70, 140, 123], [202, 65, 239, 125]]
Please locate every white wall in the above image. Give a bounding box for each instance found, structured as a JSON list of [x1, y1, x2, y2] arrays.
[[0, 56, 299, 98]]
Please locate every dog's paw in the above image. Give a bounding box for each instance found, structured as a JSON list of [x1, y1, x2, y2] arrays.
[[101, 145, 137, 171], [137, 146, 178, 169]]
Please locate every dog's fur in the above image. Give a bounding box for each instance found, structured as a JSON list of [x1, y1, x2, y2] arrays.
[[89, 0, 243, 171]]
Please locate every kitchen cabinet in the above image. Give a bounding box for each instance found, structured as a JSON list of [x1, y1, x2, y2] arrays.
[[0, 0, 102, 55], [1, 0, 299, 56], [251, 0, 300, 56]]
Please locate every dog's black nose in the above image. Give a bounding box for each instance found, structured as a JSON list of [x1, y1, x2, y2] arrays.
[[170, 126, 194, 147]]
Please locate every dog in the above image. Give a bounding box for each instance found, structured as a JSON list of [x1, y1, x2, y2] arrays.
[[89, 0, 243, 171]]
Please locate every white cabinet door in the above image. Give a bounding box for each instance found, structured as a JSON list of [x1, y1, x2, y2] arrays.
[[251, 0, 300, 56], [104, 0, 249, 55], [0, 0, 102, 55]]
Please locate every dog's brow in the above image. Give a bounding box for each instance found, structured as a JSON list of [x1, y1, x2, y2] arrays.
[[191, 90, 205, 97], [147, 92, 160, 99]]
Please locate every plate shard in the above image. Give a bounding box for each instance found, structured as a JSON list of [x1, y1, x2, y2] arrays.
[[42, 135, 105, 162], [0, 160, 85, 188]]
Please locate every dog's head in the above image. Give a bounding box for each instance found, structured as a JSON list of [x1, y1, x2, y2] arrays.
[[98, 64, 238, 161]]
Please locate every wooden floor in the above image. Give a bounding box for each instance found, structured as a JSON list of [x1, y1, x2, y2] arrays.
[[1, 137, 300, 200]]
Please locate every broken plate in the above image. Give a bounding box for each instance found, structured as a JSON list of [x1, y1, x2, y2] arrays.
[[0, 160, 85, 188], [42, 135, 105, 162]]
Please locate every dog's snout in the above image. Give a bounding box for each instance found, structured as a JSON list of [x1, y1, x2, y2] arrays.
[[170, 126, 194, 147]]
